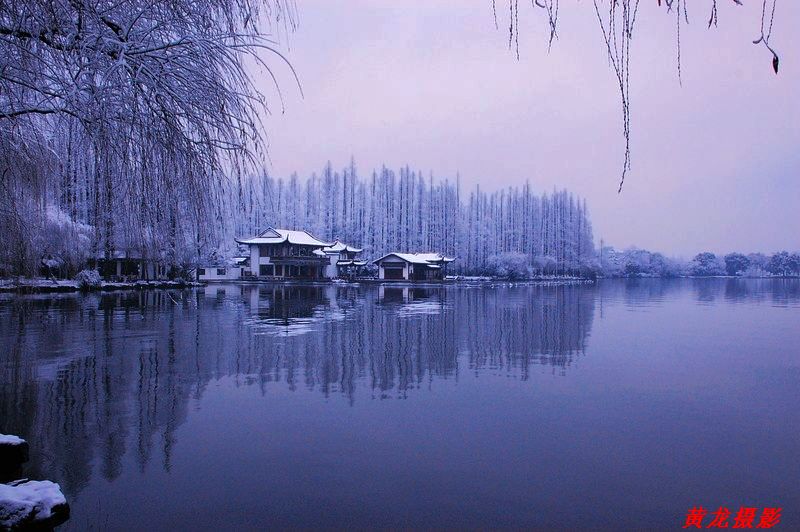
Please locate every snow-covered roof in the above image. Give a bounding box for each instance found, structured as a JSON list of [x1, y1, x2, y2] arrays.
[[235, 228, 331, 247], [337, 260, 368, 267], [95, 250, 144, 260], [373, 252, 456, 265], [413, 253, 456, 263], [322, 240, 363, 253]]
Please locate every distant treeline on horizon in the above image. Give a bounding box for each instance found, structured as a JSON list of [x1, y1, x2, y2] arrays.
[[600, 247, 800, 278], [4, 154, 797, 280]]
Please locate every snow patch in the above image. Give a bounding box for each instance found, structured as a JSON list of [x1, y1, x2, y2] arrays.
[[0, 433, 29, 466], [0, 480, 68, 528], [0, 434, 25, 446]]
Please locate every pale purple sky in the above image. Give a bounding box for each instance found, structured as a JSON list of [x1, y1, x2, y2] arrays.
[[259, 1, 799, 257]]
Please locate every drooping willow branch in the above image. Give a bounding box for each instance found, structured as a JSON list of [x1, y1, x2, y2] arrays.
[[499, 0, 781, 192], [0, 0, 300, 268]]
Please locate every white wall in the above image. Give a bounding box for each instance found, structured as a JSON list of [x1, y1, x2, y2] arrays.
[[249, 245, 260, 276], [323, 252, 339, 279], [198, 266, 242, 281], [378, 258, 408, 280]]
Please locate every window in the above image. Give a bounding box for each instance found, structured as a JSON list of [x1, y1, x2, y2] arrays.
[[216, 268, 226, 276], [259, 264, 274, 276], [197, 268, 206, 276]]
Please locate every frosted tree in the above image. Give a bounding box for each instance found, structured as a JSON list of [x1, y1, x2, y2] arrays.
[[224, 160, 596, 276], [0, 0, 297, 275]]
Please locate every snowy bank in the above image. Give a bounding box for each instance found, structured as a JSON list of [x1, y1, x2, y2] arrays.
[[0, 435, 28, 469], [0, 435, 25, 446], [0, 278, 201, 294], [0, 480, 69, 529]]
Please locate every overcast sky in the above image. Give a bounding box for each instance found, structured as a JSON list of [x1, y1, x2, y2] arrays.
[[259, 1, 799, 257]]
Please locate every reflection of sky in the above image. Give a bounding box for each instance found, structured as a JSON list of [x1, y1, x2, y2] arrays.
[[244, 307, 347, 336], [393, 300, 450, 318], [0, 280, 788, 529], [260, 1, 800, 256]]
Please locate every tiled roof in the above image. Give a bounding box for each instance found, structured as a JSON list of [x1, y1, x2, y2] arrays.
[[235, 228, 331, 247], [373, 252, 456, 265]]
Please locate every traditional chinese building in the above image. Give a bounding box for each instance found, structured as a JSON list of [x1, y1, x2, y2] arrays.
[[373, 252, 455, 281], [317, 241, 368, 279], [92, 250, 168, 281], [235, 228, 333, 280], [196, 257, 248, 282]]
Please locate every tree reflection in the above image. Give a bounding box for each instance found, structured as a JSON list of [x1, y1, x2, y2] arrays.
[[0, 283, 595, 501]]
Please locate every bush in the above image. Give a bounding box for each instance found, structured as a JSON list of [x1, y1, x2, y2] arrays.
[[74, 269, 102, 290], [724, 252, 750, 276], [766, 251, 800, 276], [487, 252, 530, 280], [688, 252, 725, 276]]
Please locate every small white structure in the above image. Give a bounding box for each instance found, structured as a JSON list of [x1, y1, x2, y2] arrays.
[[374, 253, 455, 281], [197, 257, 247, 282], [316, 240, 368, 279]]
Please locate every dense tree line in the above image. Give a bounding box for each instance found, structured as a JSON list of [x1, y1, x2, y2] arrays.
[[600, 247, 800, 278], [219, 161, 597, 275]]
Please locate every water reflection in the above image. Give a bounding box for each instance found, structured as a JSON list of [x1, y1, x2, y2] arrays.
[[1, 279, 799, 528], [593, 277, 800, 307], [1, 279, 797, 529], [0, 284, 594, 498]]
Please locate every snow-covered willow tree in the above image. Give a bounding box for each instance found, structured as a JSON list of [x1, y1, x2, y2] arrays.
[[217, 161, 596, 275], [0, 0, 296, 275]]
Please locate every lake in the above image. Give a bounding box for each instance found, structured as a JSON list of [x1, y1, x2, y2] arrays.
[[1, 279, 798, 529]]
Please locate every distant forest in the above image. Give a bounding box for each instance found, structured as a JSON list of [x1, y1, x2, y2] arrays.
[[600, 247, 800, 279], [222, 161, 597, 276]]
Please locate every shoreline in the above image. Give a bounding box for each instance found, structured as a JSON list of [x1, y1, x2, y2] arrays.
[[0, 277, 595, 294], [2, 275, 795, 295], [0, 279, 202, 294]]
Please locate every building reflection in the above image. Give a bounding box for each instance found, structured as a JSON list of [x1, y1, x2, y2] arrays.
[[0, 283, 595, 502]]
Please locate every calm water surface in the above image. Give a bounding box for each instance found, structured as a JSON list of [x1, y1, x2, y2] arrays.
[[1, 279, 798, 529]]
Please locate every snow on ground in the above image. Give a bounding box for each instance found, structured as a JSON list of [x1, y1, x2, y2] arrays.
[[0, 435, 25, 446], [0, 278, 200, 293], [0, 433, 29, 466], [0, 480, 68, 528]]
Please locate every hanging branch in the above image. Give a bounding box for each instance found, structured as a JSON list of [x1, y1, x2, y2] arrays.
[[498, 0, 782, 192], [753, 0, 779, 73], [0, 0, 300, 271]]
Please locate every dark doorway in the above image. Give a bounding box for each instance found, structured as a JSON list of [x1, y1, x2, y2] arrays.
[[383, 266, 405, 280]]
